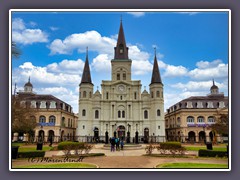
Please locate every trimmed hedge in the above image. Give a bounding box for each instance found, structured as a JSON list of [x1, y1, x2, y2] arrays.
[[18, 151, 45, 158], [160, 142, 182, 149], [198, 149, 228, 157], [57, 141, 85, 150]]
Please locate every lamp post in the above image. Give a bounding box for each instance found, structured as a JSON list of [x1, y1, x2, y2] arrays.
[[203, 126, 206, 144]]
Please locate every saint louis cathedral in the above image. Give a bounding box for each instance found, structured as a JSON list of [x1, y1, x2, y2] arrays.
[[76, 21, 165, 143]]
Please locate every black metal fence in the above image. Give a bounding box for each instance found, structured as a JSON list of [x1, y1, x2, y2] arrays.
[[11, 135, 228, 144]]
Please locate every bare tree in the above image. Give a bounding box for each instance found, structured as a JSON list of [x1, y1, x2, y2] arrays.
[[12, 97, 37, 134], [211, 114, 229, 135]]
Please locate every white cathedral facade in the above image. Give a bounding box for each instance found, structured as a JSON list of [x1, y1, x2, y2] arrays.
[[77, 21, 165, 143]]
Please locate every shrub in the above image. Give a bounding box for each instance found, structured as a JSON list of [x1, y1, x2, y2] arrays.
[[18, 151, 45, 158], [58, 141, 93, 157], [145, 144, 156, 155], [198, 149, 228, 157], [156, 142, 186, 156]]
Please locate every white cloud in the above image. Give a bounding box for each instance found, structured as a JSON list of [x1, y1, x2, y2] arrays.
[[12, 18, 48, 45], [47, 59, 85, 75], [127, 12, 145, 17], [50, 26, 59, 31], [189, 60, 228, 80], [171, 80, 226, 92], [91, 54, 111, 73], [177, 12, 200, 15], [132, 60, 152, 75], [49, 31, 116, 55], [12, 18, 25, 30]]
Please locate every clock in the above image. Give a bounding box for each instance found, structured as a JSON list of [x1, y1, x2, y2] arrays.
[[118, 85, 125, 93]]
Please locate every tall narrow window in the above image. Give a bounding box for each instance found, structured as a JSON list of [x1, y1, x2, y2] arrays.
[[117, 73, 120, 80], [134, 92, 137, 100], [95, 110, 99, 119], [123, 73, 126, 80], [83, 91, 87, 98], [157, 109, 161, 116], [156, 91, 160, 98], [151, 92, 154, 98], [122, 111, 125, 118], [82, 109, 86, 116], [49, 115, 56, 124], [106, 92, 109, 100], [89, 92, 92, 98], [39, 115, 46, 123], [119, 44, 124, 53], [144, 110, 148, 119], [120, 96, 122, 100], [118, 111, 121, 118]]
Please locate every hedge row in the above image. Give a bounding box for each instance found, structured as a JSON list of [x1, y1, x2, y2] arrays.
[[18, 151, 45, 158], [198, 149, 228, 157], [160, 142, 182, 149], [57, 141, 85, 150]]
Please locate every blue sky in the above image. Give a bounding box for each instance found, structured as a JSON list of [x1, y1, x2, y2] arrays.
[[11, 11, 229, 113]]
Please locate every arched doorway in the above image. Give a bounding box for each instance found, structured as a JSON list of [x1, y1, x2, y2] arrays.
[[117, 125, 125, 140], [38, 130, 44, 143], [94, 127, 99, 142], [48, 130, 55, 143], [144, 128, 149, 143], [188, 131, 196, 143], [199, 131, 206, 143]]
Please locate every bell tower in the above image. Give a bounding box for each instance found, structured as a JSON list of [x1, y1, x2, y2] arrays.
[[111, 19, 132, 82]]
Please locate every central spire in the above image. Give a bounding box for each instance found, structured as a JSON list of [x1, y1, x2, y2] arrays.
[[80, 47, 92, 85], [114, 18, 129, 60]]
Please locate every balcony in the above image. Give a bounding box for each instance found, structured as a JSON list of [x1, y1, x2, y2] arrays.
[[38, 122, 55, 126]]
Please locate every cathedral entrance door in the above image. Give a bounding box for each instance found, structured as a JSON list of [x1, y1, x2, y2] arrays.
[[144, 128, 149, 143], [94, 127, 99, 142], [117, 125, 125, 140]]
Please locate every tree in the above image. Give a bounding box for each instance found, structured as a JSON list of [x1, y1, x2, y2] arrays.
[[11, 42, 21, 59], [12, 96, 37, 134], [211, 114, 229, 135]]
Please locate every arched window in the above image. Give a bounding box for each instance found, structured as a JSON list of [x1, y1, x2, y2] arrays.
[[156, 91, 160, 98], [118, 111, 121, 118], [117, 73, 120, 80], [122, 111, 125, 118], [82, 109, 86, 116], [39, 115, 46, 123], [49, 115, 56, 124], [119, 44, 124, 53], [151, 92, 154, 98], [208, 116, 215, 123], [157, 109, 161, 116], [187, 116, 194, 123], [120, 96, 122, 100], [95, 110, 99, 119], [197, 116, 204, 123], [61, 117, 65, 127], [144, 110, 148, 119], [83, 91, 87, 98]]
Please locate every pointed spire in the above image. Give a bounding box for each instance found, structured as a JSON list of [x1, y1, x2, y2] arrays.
[[150, 48, 162, 85], [114, 18, 129, 59], [213, 79, 215, 85], [28, 76, 30, 83], [80, 47, 92, 85]]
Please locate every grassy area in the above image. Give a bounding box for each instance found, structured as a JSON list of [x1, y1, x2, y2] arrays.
[[18, 146, 53, 152], [184, 146, 227, 151], [15, 163, 97, 168], [156, 163, 228, 168]]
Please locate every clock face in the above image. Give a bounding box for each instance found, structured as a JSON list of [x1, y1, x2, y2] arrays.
[[118, 85, 125, 93]]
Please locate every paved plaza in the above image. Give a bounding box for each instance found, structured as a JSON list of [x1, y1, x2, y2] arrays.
[[12, 144, 228, 168]]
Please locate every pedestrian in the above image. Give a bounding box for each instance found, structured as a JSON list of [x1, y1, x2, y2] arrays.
[[115, 138, 120, 151], [49, 136, 53, 147], [110, 137, 115, 152], [120, 140, 124, 150]]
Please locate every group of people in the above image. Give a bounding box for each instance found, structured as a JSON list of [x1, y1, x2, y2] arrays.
[[109, 137, 124, 152]]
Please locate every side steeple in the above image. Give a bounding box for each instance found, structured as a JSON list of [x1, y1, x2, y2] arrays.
[[114, 18, 129, 60], [80, 47, 92, 85], [150, 48, 162, 85]]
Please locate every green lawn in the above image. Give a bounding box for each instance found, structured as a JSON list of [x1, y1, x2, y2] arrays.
[[18, 146, 53, 152], [184, 146, 227, 151], [15, 163, 97, 168], [156, 163, 228, 168]]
